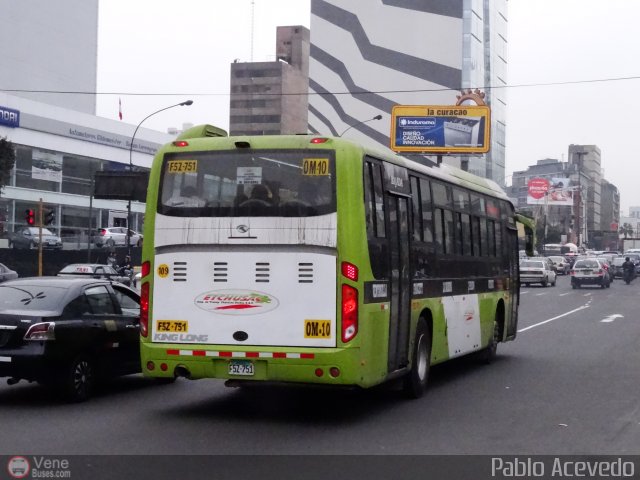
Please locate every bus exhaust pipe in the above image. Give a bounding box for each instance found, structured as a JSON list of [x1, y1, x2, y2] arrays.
[[174, 366, 192, 380]]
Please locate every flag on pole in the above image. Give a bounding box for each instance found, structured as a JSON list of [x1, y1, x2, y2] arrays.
[[118, 97, 123, 120]]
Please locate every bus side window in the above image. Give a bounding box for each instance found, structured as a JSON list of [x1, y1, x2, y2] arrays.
[[410, 176, 422, 241], [364, 159, 389, 279], [364, 162, 375, 236], [372, 164, 386, 238], [420, 179, 433, 244]]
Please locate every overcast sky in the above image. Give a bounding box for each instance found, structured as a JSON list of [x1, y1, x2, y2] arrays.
[[96, 0, 640, 214]]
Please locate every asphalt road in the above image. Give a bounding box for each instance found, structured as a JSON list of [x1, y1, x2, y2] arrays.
[[0, 274, 638, 456]]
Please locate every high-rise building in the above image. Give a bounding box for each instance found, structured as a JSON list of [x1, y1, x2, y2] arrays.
[[308, 0, 507, 183], [0, 0, 99, 114], [229, 26, 310, 135]]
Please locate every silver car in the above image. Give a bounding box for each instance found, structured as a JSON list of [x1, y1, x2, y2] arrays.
[[519, 259, 557, 287], [9, 227, 63, 250], [0, 263, 18, 283], [93, 227, 143, 248]]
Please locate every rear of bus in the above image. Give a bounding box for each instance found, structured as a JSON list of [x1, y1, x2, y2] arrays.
[[140, 132, 372, 387]]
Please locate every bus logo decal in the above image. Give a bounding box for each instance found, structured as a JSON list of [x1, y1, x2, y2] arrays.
[[194, 289, 279, 315]]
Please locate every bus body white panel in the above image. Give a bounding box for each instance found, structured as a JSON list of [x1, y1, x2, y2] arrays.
[[153, 213, 337, 248], [151, 213, 338, 348], [442, 294, 482, 358]]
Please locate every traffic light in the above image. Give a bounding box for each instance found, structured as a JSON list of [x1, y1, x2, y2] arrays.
[[44, 209, 55, 226], [25, 209, 35, 226]]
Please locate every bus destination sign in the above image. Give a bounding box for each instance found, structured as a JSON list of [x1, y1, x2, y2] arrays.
[[390, 105, 491, 154]]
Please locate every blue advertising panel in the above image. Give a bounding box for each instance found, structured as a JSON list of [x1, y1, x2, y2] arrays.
[[390, 105, 490, 153], [0, 106, 20, 128]]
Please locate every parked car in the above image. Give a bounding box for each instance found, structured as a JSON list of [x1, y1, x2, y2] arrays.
[[611, 256, 626, 279], [93, 227, 143, 248], [548, 256, 570, 275], [519, 259, 556, 287], [8, 227, 62, 250], [57, 263, 132, 287], [0, 263, 18, 283], [570, 258, 611, 289], [0, 277, 143, 401]]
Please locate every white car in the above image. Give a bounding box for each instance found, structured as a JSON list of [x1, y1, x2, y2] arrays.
[[93, 227, 143, 247], [519, 259, 556, 287]]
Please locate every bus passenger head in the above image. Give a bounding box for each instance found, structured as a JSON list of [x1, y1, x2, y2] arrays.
[[250, 184, 270, 201]]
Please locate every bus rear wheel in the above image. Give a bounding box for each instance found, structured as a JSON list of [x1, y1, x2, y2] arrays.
[[403, 318, 431, 399]]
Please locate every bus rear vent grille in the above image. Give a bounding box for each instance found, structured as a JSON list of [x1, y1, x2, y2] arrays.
[[213, 262, 228, 282], [173, 262, 187, 282], [298, 263, 314, 283], [255, 262, 270, 283]]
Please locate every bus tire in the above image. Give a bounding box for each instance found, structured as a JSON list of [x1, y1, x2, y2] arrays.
[[478, 311, 502, 364], [403, 318, 431, 399]]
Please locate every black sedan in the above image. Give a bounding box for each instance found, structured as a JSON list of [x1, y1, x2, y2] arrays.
[[0, 277, 142, 401], [57, 263, 132, 287]]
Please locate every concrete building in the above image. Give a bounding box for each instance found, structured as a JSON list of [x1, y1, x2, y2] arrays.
[[0, 0, 99, 115], [568, 144, 602, 240], [0, 93, 172, 248], [229, 26, 310, 135], [308, 0, 508, 183], [509, 144, 619, 249]]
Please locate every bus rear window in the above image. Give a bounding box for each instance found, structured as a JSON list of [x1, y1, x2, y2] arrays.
[[158, 150, 336, 217]]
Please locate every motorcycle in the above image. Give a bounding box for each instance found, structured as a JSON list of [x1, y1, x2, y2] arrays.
[[623, 267, 636, 285]]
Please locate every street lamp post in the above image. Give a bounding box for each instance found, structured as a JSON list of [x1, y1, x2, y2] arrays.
[[126, 100, 193, 254], [339, 114, 382, 137]]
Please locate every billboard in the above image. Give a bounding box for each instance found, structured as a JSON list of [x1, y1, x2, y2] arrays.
[[390, 105, 490, 153], [527, 177, 573, 206]]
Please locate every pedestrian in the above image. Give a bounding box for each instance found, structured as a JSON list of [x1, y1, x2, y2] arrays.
[[106, 251, 117, 268]]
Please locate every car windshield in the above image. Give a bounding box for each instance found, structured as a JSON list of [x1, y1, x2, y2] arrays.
[[521, 261, 544, 268], [574, 260, 599, 269], [28, 227, 55, 235], [0, 284, 67, 311]]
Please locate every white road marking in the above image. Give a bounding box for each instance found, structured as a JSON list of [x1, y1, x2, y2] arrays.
[[559, 292, 571, 296], [535, 293, 547, 296], [601, 314, 624, 323], [518, 304, 590, 333], [583, 293, 592, 297]]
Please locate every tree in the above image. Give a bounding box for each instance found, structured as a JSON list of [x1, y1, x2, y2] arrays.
[[619, 222, 634, 238], [0, 137, 16, 196]]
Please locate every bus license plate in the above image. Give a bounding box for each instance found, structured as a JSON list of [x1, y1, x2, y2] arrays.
[[228, 360, 254, 376], [156, 320, 188, 333]]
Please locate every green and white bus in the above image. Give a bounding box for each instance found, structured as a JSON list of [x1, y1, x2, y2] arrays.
[[139, 125, 533, 397]]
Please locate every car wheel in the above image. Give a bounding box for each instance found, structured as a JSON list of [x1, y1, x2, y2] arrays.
[[572, 283, 576, 289], [551, 277, 556, 286], [62, 355, 95, 402], [403, 318, 431, 399], [106, 238, 115, 248], [541, 279, 547, 287]]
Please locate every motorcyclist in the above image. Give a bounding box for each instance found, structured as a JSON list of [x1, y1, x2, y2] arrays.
[[622, 256, 636, 282], [117, 255, 134, 284]]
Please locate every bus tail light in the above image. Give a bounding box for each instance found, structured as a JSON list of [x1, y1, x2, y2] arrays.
[[310, 137, 329, 144], [140, 282, 150, 337], [172, 140, 189, 147], [341, 284, 358, 343], [141, 260, 150, 278], [341, 261, 358, 281]]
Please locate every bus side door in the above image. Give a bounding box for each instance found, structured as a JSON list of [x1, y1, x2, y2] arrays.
[[382, 163, 412, 372]]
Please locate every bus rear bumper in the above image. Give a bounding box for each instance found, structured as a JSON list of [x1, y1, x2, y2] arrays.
[[141, 343, 368, 387]]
